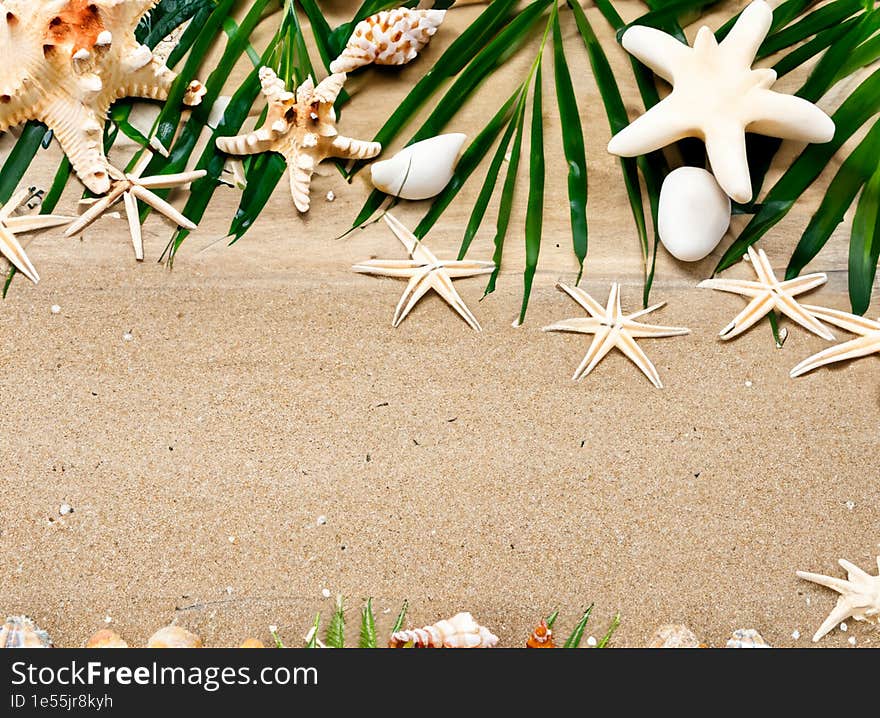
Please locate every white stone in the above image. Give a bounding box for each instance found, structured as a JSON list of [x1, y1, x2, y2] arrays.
[[658, 167, 730, 262]]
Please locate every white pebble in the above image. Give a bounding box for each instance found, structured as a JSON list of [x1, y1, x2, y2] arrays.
[[122, 332, 133, 342], [50, 305, 61, 315], [104, 616, 112, 624], [744, 380, 753, 388], [806, 596, 811, 606], [845, 500, 855, 511], [325, 191, 335, 202], [268, 624, 278, 633], [228, 535, 236, 544], [321, 588, 331, 599], [840, 622, 848, 632], [586, 636, 597, 647], [59, 503, 73, 516], [848, 636, 856, 646], [225, 586, 233, 595], [791, 630, 800, 640], [316, 515, 327, 526]]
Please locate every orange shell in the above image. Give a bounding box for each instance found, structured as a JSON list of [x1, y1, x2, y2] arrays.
[[239, 638, 265, 648], [526, 619, 555, 648], [86, 629, 129, 648], [147, 625, 203, 648]]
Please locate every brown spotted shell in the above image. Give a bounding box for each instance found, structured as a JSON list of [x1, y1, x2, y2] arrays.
[[1, 616, 53, 648]]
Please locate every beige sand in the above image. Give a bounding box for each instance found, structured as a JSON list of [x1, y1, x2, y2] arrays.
[[1, 1, 878, 648]]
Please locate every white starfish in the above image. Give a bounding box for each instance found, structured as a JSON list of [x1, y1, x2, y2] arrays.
[[352, 213, 494, 331], [542, 283, 690, 388], [64, 153, 206, 260], [607, 0, 835, 203], [790, 306, 880, 377], [698, 246, 834, 340], [0, 189, 74, 284], [797, 556, 880, 642]]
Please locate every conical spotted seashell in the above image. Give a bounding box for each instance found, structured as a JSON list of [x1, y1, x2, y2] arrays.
[[1, 616, 53, 648], [526, 619, 555, 648], [388, 612, 498, 648], [329, 9, 446, 74]]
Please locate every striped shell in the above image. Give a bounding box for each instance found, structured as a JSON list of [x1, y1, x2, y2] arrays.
[[329, 9, 445, 74], [388, 612, 498, 648], [526, 619, 555, 648], [1, 616, 53, 648]]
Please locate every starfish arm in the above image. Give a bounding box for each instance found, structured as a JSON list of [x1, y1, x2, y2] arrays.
[[626, 301, 666, 321], [3, 215, 73, 233], [351, 259, 424, 277], [0, 190, 27, 221], [777, 272, 828, 296], [749, 247, 776, 285], [130, 185, 198, 230], [216, 129, 279, 157], [136, 170, 207, 189], [619, 25, 692, 83], [393, 267, 434, 327], [809, 596, 857, 642], [542, 317, 604, 334], [329, 135, 382, 161], [718, 292, 775, 339], [314, 73, 347, 104], [572, 326, 617, 381], [440, 260, 496, 278], [607, 97, 691, 157], [746, 89, 835, 143], [123, 190, 144, 261], [556, 283, 606, 318], [38, 99, 111, 195], [616, 331, 664, 388], [718, 0, 773, 66], [289, 153, 316, 213], [796, 570, 854, 596], [790, 334, 880, 377], [607, 282, 622, 321], [705, 120, 752, 203], [431, 271, 482, 331], [839, 559, 874, 582], [383, 213, 430, 259], [116, 55, 176, 102], [801, 305, 880, 335], [697, 278, 767, 297], [773, 293, 834, 340], [622, 320, 690, 338], [64, 187, 125, 237], [0, 225, 39, 283]]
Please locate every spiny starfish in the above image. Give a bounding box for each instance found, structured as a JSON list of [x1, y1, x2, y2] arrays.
[[797, 555, 880, 642], [64, 152, 206, 260], [352, 213, 494, 331], [216, 67, 381, 213], [0, 0, 204, 195], [790, 306, 880, 378], [542, 283, 690, 388], [698, 245, 834, 340], [607, 0, 835, 202], [0, 189, 74, 283]]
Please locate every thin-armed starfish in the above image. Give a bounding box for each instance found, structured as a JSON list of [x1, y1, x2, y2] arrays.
[[0, 1, 204, 195], [797, 555, 880, 642], [0, 189, 74, 283], [543, 283, 690, 388], [790, 306, 880, 378], [64, 153, 206, 260], [352, 213, 494, 331], [698, 246, 834, 340], [607, 0, 834, 202], [216, 68, 381, 213]]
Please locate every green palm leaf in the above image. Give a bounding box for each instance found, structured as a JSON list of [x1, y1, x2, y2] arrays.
[[519, 64, 545, 325]]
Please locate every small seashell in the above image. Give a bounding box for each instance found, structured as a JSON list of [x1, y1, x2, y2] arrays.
[[726, 628, 770, 648], [648, 624, 701, 648], [239, 638, 265, 648], [147, 625, 203, 648], [1, 616, 53, 648], [658, 167, 731, 262], [86, 629, 129, 648], [389, 612, 498, 648], [526, 619, 555, 648], [371, 133, 467, 200], [330, 9, 446, 74]]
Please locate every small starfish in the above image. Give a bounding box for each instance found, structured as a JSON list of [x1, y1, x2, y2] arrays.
[[0, 189, 74, 284], [797, 555, 880, 642], [352, 213, 494, 331], [64, 153, 206, 260], [698, 246, 834, 340], [217, 68, 381, 213], [542, 283, 690, 388], [790, 306, 880, 378], [607, 0, 834, 202], [0, 1, 204, 195]]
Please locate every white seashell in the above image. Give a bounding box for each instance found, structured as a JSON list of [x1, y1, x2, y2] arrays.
[[330, 9, 446, 74], [389, 612, 498, 648], [798, 555, 880, 642], [726, 628, 770, 648], [1, 616, 53, 648], [648, 624, 702, 648], [658, 167, 731, 262], [371, 133, 466, 200]]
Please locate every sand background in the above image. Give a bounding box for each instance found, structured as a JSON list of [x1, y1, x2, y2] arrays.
[[1, 0, 877, 648]]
